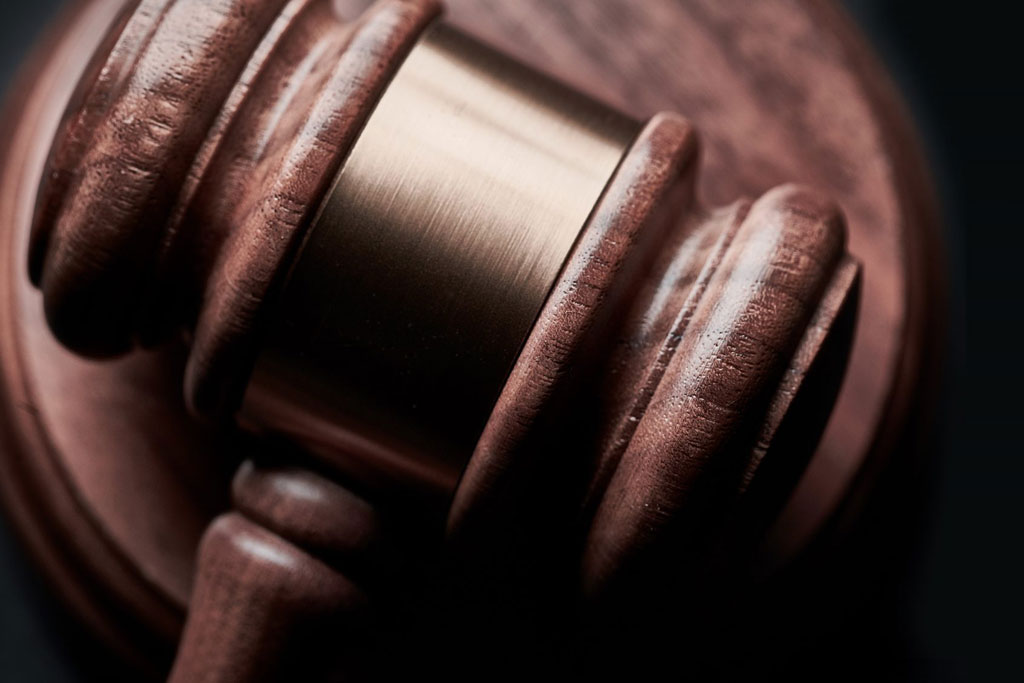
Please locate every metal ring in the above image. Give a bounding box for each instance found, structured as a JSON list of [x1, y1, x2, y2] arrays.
[[242, 21, 638, 494]]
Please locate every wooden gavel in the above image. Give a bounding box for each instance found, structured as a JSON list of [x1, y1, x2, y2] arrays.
[[0, 0, 943, 680]]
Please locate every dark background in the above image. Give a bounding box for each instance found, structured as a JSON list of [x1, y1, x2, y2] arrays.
[[0, 1, 1014, 680]]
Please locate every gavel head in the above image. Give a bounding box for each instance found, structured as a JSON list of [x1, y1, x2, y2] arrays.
[[0, 0, 964, 677], [26, 0, 859, 619]]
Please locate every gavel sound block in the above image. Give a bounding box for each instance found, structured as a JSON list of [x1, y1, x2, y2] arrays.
[[0, 0, 943, 679]]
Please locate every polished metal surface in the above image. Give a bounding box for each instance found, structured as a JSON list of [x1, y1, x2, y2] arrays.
[[242, 21, 638, 493]]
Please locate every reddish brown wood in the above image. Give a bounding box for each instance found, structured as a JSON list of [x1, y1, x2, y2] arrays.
[[232, 462, 386, 569], [32, 0, 441, 417], [34, 0, 290, 356], [22, 2, 442, 678], [435, 0, 944, 569], [186, 0, 440, 418], [0, 0, 943, 679], [448, 113, 699, 542], [0, 1, 222, 673], [166, 458, 402, 682], [584, 185, 849, 595], [168, 511, 366, 683]]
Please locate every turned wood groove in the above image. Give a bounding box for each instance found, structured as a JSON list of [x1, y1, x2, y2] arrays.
[[168, 510, 367, 683], [32, 0, 442, 418], [0, 0, 943, 679], [583, 185, 849, 597]]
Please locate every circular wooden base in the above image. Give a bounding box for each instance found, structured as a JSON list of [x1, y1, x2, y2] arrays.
[[0, 0, 942, 674]]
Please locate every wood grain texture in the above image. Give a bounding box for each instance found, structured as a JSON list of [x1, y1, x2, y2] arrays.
[[0, 0, 942, 678], [232, 462, 386, 571], [0, 1, 222, 674], [168, 511, 367, 683], [448, 113, 699, 542], [430, 0, 943, 568], [31, 0, 441, 416], [27, 2, 443, 678], [186, 0, 440, 418], [37, 0, 292, 356], [583, 185, 848, 596]]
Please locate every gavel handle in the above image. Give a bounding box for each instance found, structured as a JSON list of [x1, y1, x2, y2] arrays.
[[168, 462, 386, 683]]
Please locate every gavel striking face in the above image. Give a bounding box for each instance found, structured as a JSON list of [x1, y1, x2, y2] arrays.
[[0, 0, 941, 679]]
